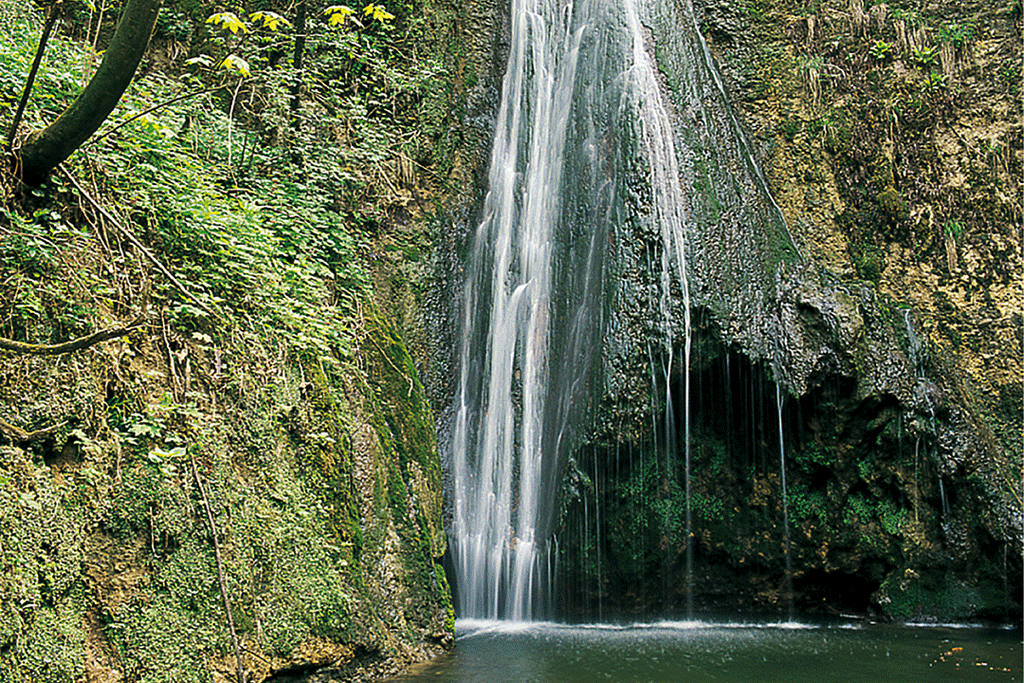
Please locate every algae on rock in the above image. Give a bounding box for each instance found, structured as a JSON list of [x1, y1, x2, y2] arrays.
[[0, 302, 451, 682]]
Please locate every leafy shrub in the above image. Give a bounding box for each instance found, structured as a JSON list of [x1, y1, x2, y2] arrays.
[[938, 21, 975, 48], [870, 40, 893, 60], [909, 44, 937, 67]]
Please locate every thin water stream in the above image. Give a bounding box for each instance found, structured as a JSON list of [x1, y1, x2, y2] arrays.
[[775, 385, 793, 621], [385, 620, 1022, 683]]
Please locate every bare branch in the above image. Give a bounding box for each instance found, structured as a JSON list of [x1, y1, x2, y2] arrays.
[[6, 2, 63, 152], [0, 316, 143, 356], [0, 418, 66, 443]]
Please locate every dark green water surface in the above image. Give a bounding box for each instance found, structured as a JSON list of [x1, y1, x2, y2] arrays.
[[386, 619, 1021, 682]]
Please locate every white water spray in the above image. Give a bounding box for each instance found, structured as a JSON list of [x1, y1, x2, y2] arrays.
[[450, 0, 694, 620]]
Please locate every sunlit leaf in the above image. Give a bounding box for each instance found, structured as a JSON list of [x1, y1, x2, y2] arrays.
[[362, 3, 395, 21], [324, 5, 362, 27], [250, 11, 291, 31], [152, 446, 186, 460], [220, 54, 251, 77], [206, 12, 248, 34], [325, 4, 355, 17]]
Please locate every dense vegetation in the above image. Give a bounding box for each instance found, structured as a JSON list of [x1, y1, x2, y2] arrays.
[[0, 0, 1017, 677], [0, 0, 465, 679]]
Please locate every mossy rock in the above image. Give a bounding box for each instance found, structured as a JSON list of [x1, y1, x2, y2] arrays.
[[874, 570, 988, 622]]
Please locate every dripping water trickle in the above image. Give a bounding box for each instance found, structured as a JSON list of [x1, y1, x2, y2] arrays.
[[913, 437, 920, 524], [776, 384, 793, 621]]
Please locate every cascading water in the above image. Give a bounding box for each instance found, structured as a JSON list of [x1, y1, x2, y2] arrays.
[[449, 0, 586, 619], [450, 0, 694, 620]]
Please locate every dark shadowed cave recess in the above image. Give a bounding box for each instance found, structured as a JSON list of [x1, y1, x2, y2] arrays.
[[554, 320, 1022, 622]]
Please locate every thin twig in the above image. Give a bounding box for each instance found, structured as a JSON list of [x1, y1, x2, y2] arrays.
[[61, 167, 220, 320], [227, 79, 243, 177], [364, 331, 414, 397], [190, 453, 246, 683], [6, 1, 63, 152], [84, 87, 219, 147], [160, 308, 180, 398]]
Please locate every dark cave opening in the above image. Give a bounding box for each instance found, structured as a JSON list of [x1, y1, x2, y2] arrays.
[[554, 318, 1024, 621]]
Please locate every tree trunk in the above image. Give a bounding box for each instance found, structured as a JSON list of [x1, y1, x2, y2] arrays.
[[17, 0, 162, 185]]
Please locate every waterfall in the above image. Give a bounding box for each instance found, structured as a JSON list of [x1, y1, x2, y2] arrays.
[[450, 0, 586, 620], [450, 0, 693, 620]]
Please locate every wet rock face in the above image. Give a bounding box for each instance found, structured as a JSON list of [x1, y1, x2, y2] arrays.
[[552, 0, 1021, 622], [563, 341, 1021, 621], [690, 0, 1021, 448], [429, 0, 1020, 624]]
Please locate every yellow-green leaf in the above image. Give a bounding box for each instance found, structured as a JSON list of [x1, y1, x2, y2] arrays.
[[250, 11, 291, 31], [325, 4, 359, 26], [363, 3, 395, 21], [220, 54, 251, 77], [207, 12, 248, 34]]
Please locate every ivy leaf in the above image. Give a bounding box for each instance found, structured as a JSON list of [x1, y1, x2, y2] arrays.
[[151, 446, 186, 460], [250, 11, 291, 31], [129, 422, 160, 438], [206, 12, 248, 34]]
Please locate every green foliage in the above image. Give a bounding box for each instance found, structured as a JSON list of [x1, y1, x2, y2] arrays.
[[852, 241, 884, 283], [692, 490, 725, 522], [920, 71, 948, 93], [787, 480, 829, 526], [937, 21, 975, 48], [779, 117, 801, 141], [0, 0, 455, 677], [880, 574, 983, 620], [844, 492, 906, 536], [856, 450, 878, 481], [155, 6, 196, 41], [0, 202, 103, 343], [878, 499, 908, 536], [943, 218, 965, 241], [0, 3, 81, 118], [0, 447, 88, 681], [999, 62, 1021, 97], [791, 442, 836, 471], [909, 44, 938, 67], [108, 591, 219, 683], [846, 493, 874, 524], [4, 591, 88, 682], [604, 458, 670, 574], [807, 112, 843, 147], [870, 40, 893, 60], [890, 7, 921, 24]]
